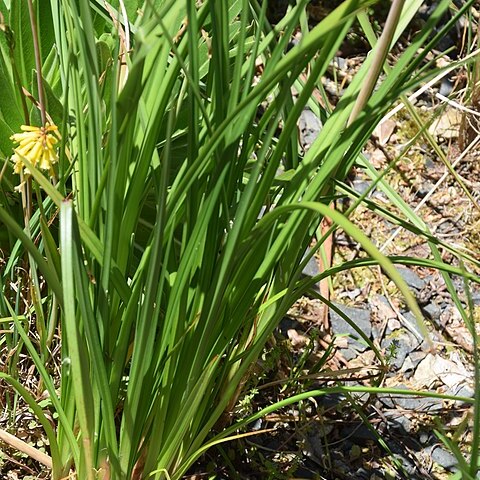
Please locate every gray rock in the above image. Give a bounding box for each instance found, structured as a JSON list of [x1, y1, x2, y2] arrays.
[[349, 384, 370, 403], [394, 415, 412, 434], [400, 356, 416, 377], [340, 423, 377, 443], [378, 385, 405, 408], [386, 318, 402, 333], [439, 76, 454, 97], [471, 292, 480, 306], [340, 346, 363, 361], [422, 302, 442, 321], [428, 446, 459, 471], [397, 267, 426, 291], [420, 330, 445, 351], [333, 56, 347, 70], [372, 190, 388, 202], [419, 431, 434, 445], [385, 412, 412, 433], [299, 109, 322, 149], [420, 351, 471, 392], [251, 419, 263, 431], [408, 350, 427, 368], [424, 156, 436, 170], [397, 395, 443, 412], [371, 294, 396, 320], [392, 453, 417, 476], [301, 255, 320, 279], [352, 179, 373, 196], [371, 322, 382, 340], [330, 303, 372, 352], [381, 330, 420, 370], [378, 384, 443, 411], [399, 311, 423, 342], [455, 384, 475, 398], [300, 253, 321, 294], [450, 384, 475, 405]]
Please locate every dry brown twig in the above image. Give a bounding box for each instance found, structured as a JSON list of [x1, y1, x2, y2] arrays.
[[0, 427, 52, 469]]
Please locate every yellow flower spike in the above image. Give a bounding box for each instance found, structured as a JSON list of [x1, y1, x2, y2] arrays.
[[40, 147, 54, 170], [10, 123, 60, 175], [29, 141, 43, 161], [12, 154, 23, 174], [20, 125, 43, 132]]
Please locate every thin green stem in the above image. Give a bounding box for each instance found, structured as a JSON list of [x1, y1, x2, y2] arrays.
[[348, 0, 405, 126], [27, 0, 47, 126]]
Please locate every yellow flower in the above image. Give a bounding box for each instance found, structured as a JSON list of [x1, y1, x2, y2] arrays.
[[10, 123, 60, 175]]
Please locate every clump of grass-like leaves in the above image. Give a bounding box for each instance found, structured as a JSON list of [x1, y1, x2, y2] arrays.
[[0, 1, 478, 479]]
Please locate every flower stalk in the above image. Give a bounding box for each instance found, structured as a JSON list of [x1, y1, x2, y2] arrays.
[[27, 0, 46, 126]]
